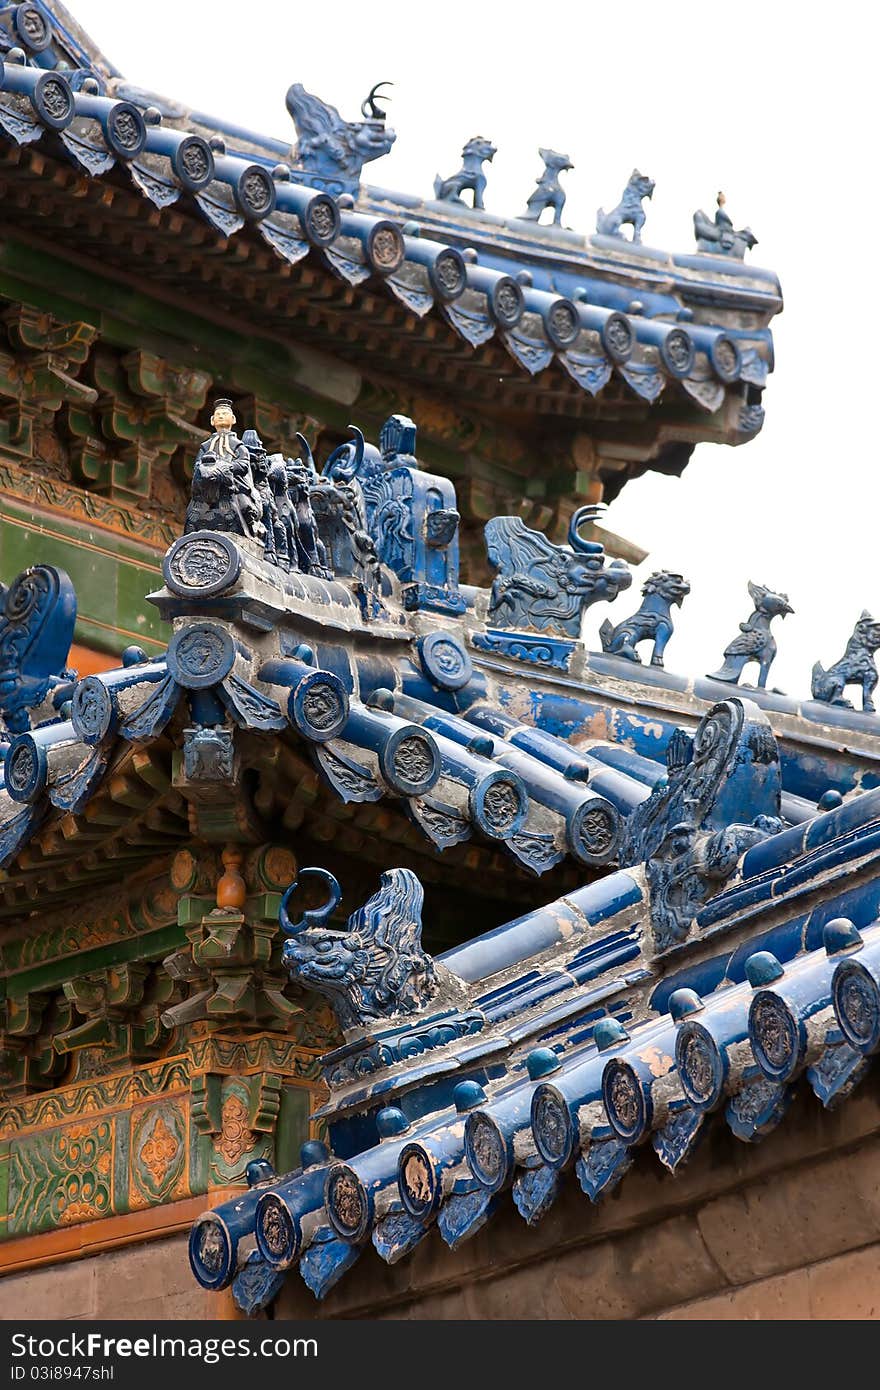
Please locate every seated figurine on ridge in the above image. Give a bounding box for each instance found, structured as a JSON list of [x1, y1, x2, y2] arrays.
[[599, 571, 690, 668], [693, 192, 758, 261], [185, 450, 242, 536], [812, 612, 880, 713], [193, 398, 261, 542]]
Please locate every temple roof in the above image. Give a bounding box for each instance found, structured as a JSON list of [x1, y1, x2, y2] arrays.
[[10, 5, 872, 1325], [2, 475, 878, 1312], [0, 2, 781, 499], [187, 726, 880, 1307]]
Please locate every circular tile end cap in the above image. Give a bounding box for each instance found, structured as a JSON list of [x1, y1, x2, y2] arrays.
[[418, 631, 472, 691], [163, 532, 242, 599], [167, 622, 236, 690]]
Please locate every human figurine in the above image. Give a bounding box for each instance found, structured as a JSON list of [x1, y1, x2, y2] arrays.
[[241, 428, 277, 564], [286, 435, 332, 578], [268, 456, 295, 569], [693, 192, 758, 260], [195, 398, 261, 541]]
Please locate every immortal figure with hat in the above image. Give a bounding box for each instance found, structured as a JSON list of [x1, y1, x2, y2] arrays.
[[194, 398, 262, 540]]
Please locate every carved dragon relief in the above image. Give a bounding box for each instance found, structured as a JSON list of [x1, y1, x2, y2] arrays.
[[484, 507, 631, 637], [280, 866, 464, 1035]]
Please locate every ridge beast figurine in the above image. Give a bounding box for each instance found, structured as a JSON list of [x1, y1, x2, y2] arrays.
[[286, 82, 396, 185], [812, 612, 880, 713], [596, 169, 655, 243], [599, 570, 690, 667], [434, 136, 497, 210], [267, 454, 296, 567], [484, 506, 631, 638], [520, 148, 573, 226], [287, 436, 332, 578], [694, 191, 758, 260], [316, 426, 382, 591], [187, 398, 261, 540], [241, 428, 276, 563], [708, 581, 793, 689]]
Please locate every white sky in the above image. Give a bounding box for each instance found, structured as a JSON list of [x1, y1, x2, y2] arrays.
[[71, 0, 878, 698]]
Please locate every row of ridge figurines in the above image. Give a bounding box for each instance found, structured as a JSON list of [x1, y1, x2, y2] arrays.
[[284, 83, 756, 257], [184, 401, 879, 714], [436, 150, 753, 259], [601, 578, 880, 714], [0, 6, 755, 261]]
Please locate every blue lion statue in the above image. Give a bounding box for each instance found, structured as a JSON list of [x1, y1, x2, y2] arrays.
[[599, 570, 690, 667], [596, 169, 655, 243]]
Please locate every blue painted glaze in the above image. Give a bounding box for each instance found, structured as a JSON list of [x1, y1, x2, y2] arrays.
[[441, 871, 642, 984], [0, 564, 77, 734], [588, 652, 691, 694], [189, 1173, 278, 1290], [254, 1163, 330, 1268]]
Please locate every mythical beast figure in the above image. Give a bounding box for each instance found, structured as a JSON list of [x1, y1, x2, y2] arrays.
[[434, 136, 496, 209], [520, 148, 573, 226], [621, 699, 784, 950], [599, 570, 690, 667], [596, 169, 655, 242], [812, 612, 880, 713], [279, 866, 440, 1033], [286, 82, 396, 184], [708, 581, 793, 689], [311, 426, 382, 591], [484, 507, 631, 638]]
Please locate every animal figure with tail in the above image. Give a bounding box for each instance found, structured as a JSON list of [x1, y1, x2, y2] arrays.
[[434, 137, 496, 209], [521, 148, 573, 226], [599, 571, 690, 667], [812, 612, 880, 713], [596, 169, 655, 242], [707, 581, 793, 689]]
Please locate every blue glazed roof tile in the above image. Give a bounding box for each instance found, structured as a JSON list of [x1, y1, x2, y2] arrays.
[[0, 2, 781, 430]]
